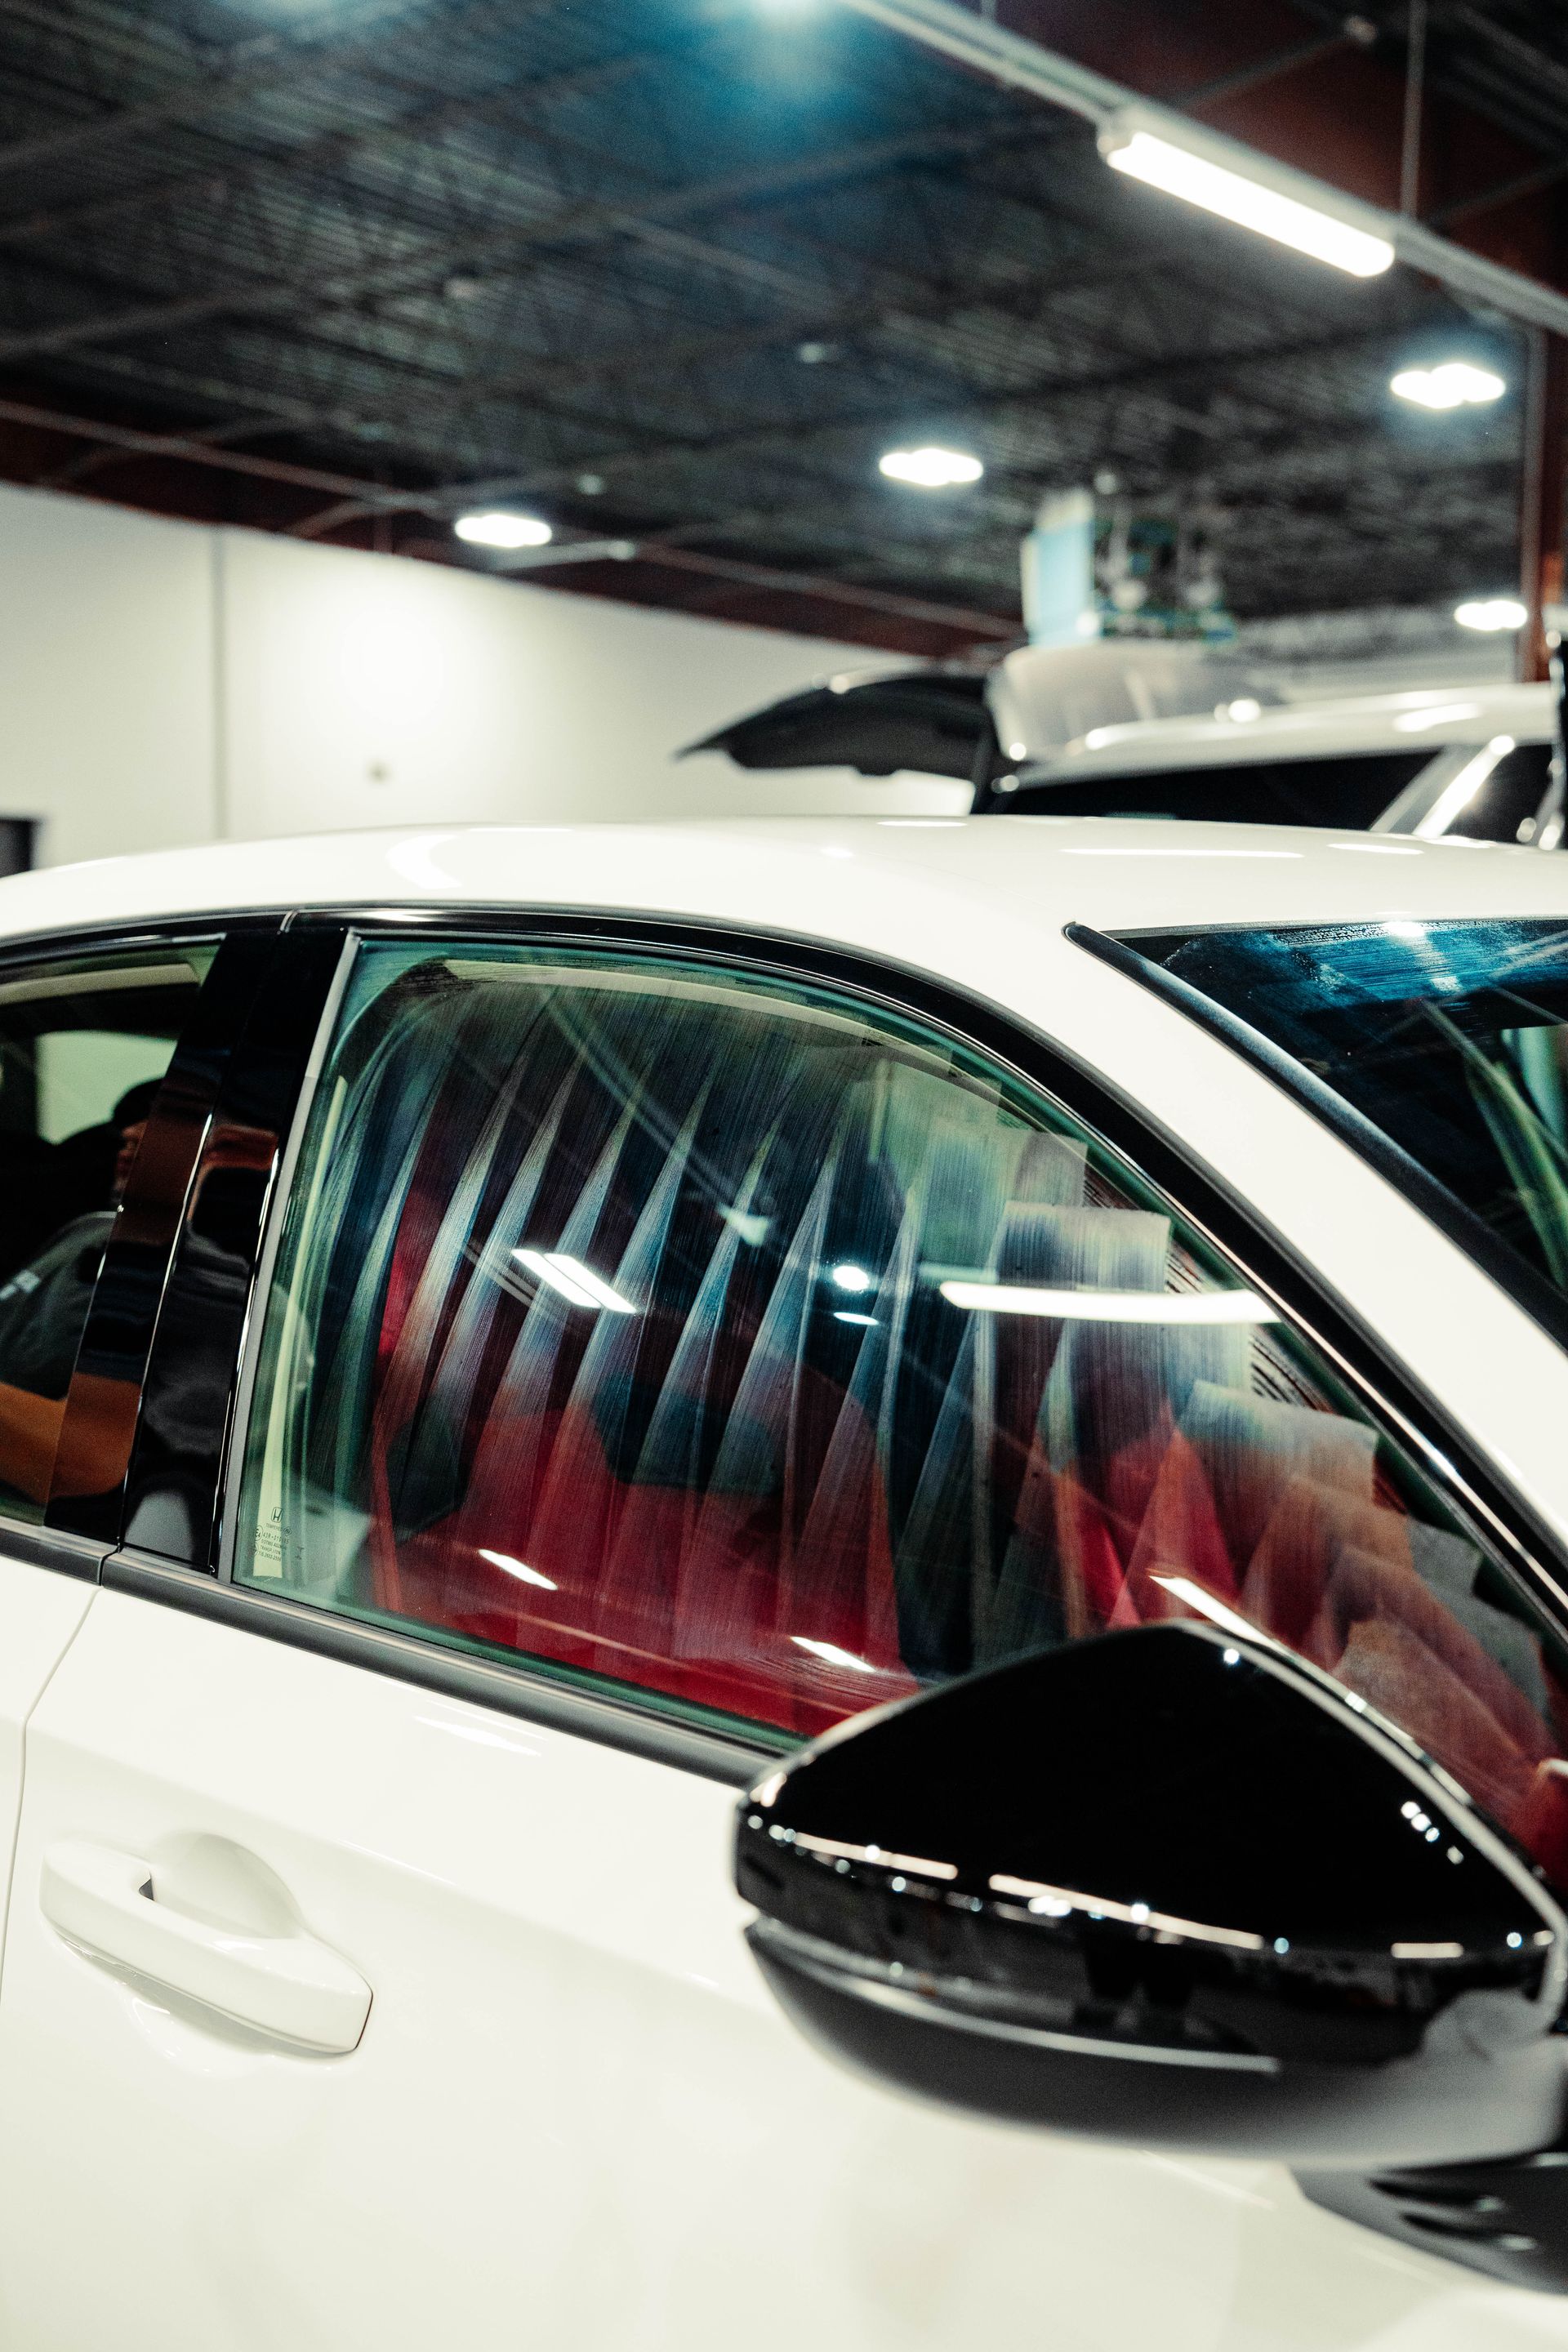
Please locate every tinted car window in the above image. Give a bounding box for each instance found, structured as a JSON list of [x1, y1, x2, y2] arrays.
[[991, 751, 1431, 827], [1117, 918, 1568, 1348], [234, 938, 1568, 1888], [0, 947, 211, 1521]]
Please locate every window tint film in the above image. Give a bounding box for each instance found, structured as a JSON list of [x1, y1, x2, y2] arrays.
[[1120, 919, 1568, 1345], [0, 946, 212, 1521], [236, 939, 1568, 1887]]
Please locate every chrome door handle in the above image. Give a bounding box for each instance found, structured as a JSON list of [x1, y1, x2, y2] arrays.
[[39, 1838, 371, 2054]]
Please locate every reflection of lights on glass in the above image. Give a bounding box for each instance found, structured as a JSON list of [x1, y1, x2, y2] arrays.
[[941, 1281, 1277, 1324], [1151, 1574, 1266, 1644], [513, 1249, 637, 1312], [751, 1770, 786, 1807], [791, 1634, 879, 1673], [479, 1548, 557, 1590], [831, 1263, 873, 1292], [834, 1310, 878, 1327]]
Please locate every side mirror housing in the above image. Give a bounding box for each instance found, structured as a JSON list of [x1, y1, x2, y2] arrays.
[[735, 1623, 1567, 2167]]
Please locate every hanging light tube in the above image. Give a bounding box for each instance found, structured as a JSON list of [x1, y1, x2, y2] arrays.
[[1098, 110, 1395, 279]]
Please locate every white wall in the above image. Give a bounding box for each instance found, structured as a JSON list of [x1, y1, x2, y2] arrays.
[[0, 486, 219, 866], [0, 480, 965, 870]]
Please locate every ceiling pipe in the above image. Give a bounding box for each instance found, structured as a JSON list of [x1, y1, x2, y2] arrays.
[[833, 0, 1568, 339]]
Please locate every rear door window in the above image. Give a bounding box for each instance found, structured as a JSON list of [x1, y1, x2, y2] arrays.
[[0, 946, 212, 1522]]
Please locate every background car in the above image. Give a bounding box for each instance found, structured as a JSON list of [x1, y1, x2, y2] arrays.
[[0, 819, 1566, 2347], [690, 642, 1567, 844]]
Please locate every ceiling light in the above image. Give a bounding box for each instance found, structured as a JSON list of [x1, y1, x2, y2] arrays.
[[1098, 115, 1394, 278], [939, 1281, 1279, 1322], [1454, 597, 1528, 633], [1391, 362, 1506, 409], [879, 446, 984, 488], [454, 511, 553, 550]]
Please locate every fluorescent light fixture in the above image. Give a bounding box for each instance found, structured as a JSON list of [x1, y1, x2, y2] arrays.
[[791, 1635, 880, 1673], [478, 1548, 558, 1591], [1391, 362, 1506, 410], [512, 1248, 638, 1312], [939, 1281, 1279, 1323], [1098, 114, 1394, 278], [454, 510, 553, 550], [1222, 697, 1262, 723], [1454, 596, 1528, 632], [879, 445, 984, 488], [1414, 735, 1514, 839]]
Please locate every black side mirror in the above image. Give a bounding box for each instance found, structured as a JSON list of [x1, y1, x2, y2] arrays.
[[734, 1623, 1568, 2167]]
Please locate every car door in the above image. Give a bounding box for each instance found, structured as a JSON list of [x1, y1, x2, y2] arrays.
[[0, 924, 269, 1971], [3, 912, 1567, 2352]]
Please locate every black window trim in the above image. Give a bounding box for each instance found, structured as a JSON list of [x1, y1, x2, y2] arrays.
[[1067, 917, 1568, 1361], [65, 896, 1552, 1793]]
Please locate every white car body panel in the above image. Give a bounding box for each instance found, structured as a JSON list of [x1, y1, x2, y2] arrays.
[[0, 1553, 91, 1939], [4, 1590, 1563, 2352], [0, 817, 1566, 2345]]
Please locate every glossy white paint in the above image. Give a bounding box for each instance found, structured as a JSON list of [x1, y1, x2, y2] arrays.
[[2, 817, 1567, 2345], [3, 1590, 1563, 2352], [0, 1553, 92, 1945]]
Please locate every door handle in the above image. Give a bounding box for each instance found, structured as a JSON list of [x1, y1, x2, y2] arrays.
[[39, 1838, 372, 2055]]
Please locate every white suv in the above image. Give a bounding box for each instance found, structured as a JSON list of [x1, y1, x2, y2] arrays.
[[691, 648, 1564, 844]]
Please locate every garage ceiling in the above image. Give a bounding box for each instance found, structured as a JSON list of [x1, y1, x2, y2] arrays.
[[0, 0, 1559, 653]]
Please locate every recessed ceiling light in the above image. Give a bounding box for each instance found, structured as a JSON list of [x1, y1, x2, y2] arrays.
[[454, 511, 553, 550], [1098, 114, 1393, 278], [1454, 596, 1528, 632], [1392, 362, 1506, 409], [879, 445, 984, 488]]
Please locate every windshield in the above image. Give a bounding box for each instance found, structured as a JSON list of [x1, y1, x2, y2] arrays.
[[1117, 917, 1568, 1343]]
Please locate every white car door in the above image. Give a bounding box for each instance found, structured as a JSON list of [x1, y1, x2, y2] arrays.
[[2, 915, 1566, 2352], [0, 926, 253, 1960]]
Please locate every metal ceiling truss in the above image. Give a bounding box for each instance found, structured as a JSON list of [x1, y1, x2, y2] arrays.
[[0, 0, 1550, 646]]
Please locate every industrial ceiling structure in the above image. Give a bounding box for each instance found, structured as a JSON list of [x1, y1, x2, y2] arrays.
[[0, 0, 1562, 653]]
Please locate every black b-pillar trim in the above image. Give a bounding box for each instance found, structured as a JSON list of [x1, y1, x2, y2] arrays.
[[118, 924, 350, 1574]]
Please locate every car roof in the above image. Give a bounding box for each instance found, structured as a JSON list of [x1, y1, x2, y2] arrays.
[[9, 814, 1568, 971], [1033, 680, 1555, 777], [1029, 682, 1561, 781]]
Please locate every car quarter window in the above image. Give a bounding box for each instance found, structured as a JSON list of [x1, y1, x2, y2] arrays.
[[0, 942, 214, 1525], [232, 933, 1568, 1884]]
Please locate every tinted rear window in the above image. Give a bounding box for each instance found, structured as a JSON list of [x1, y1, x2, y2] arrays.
[[1119, 918, 1568, 1344], [993, 751, 1432, 827]]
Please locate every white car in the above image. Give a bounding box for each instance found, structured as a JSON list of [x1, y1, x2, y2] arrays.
[[1, 816, 1567, 2349], [693, 648, 1566, 844]]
